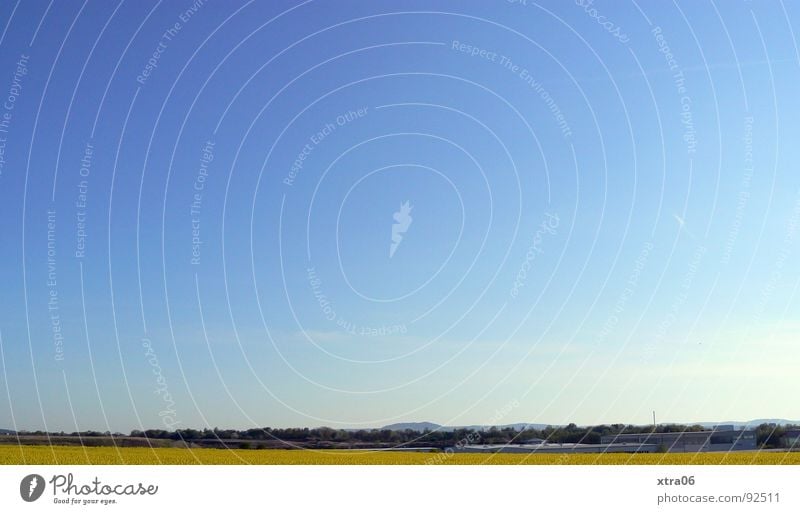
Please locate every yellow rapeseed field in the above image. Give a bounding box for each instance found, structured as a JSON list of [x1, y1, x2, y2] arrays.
[[1, 445, 798, 465]]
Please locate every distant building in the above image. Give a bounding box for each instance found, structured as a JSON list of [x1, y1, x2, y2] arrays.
[[519, 438, 546, 445], [782, 430, 800, 448], [449, 429, 760, 454], [452, 443, 658, 454], [600, 429, 757, 452]]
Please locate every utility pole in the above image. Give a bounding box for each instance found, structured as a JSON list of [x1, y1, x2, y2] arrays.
[[653, 411, 657, 430]]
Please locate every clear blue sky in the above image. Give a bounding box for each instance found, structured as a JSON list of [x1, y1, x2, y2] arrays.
[[0, 0, 798, 432]]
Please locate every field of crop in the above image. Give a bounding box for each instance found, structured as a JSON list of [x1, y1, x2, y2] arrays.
[[1, 445, 798, 465]]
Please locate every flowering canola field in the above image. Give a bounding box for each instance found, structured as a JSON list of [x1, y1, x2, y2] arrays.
[[1, 445, 798, 465]]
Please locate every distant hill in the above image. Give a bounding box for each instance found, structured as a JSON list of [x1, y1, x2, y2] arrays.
[[380, 422, 441, 431], [0, 429, 16, 435], [380, 419, 800, 432], [381, 422, 553, 432], [693, 419, 800, 429]]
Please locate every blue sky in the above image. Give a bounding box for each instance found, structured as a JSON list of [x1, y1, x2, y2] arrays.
[[0, 0, 798, 432]]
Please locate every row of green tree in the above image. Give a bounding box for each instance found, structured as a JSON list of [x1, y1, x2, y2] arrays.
[[16, 423, 797, 449]]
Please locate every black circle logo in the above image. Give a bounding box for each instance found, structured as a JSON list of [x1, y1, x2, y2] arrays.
[[20, 474, 45, 502]]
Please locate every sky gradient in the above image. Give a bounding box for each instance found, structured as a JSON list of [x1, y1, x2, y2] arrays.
[[0, 0, 798, 432]]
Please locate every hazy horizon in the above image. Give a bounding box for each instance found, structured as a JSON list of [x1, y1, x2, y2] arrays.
[[6, 417, 800, 433]]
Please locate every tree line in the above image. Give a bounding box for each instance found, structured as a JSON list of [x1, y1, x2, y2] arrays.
[[12, 422, 798, 449]]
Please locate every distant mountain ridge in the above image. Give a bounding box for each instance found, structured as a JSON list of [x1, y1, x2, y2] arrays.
[[381, 422, 552, 431], [380, 422, 441, 432], [380, 419, 800, 431], [693, 419, 800, 429]]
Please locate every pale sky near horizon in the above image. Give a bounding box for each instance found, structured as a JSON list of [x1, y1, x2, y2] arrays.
[[0, 0, 798, 432]]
